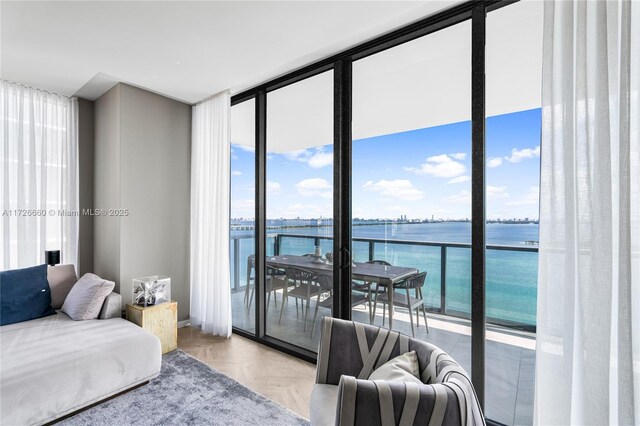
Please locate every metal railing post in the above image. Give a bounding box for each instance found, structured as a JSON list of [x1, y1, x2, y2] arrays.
[[234, 231, 537, 331], [233, 238, 240, 292], [440, 245, 447, 313]]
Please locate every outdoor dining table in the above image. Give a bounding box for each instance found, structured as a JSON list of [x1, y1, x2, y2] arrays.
[[266, 255, 418, 330]]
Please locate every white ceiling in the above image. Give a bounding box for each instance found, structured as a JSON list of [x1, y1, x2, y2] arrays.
[[231, 0, 543, 153], [0, 0, 465, 104]]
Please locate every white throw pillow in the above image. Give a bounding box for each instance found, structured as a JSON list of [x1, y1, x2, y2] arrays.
[[368, 350, 422, 384], [61, 273, 115, 320]]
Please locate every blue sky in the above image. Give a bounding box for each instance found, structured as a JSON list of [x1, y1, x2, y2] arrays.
[[231, 108, 541, 221]]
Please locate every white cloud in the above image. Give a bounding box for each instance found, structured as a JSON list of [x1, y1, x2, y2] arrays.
[[448, 175, 470, 184], [230, 199, 255, 218], [450, 152, 467, 160], [280, 147, 333, 169], [404, 154, 466, 178], [231, 170, 242, 176], [308, 152, 333, 169], [443, 186, 508, 205], [284, 149, 312, 162], [487, 185, 509, 199], [426, 154, 451, 164], [235, 144, 255, 153], [505, 146, 540, 163], [443, 190, 471, 205], [231, 198, 255, 208], [267, 181, 281, 193], [487, 157, 503, 168], [363, 179, 424, 201], [507, 186, 539, 206], [295, 178, 332, 198], [278, 203, 332, 219]]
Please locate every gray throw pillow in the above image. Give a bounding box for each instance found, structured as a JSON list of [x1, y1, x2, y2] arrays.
[[368, 350, 422, 384], [47, 264, 78, 309], [61, 273, 115, 320]]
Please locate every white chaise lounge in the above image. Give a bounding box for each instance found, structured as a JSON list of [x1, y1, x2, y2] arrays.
[[0, 268, 162, 426]]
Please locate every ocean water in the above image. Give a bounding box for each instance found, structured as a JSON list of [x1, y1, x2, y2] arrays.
[[231, 222, 538, 326]]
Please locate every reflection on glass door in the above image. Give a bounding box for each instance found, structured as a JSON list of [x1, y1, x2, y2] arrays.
[[230, 99, 256, 333], [265, 71, 334, 352], [351, 20, 472, 373], [484, 1, 543, 424]]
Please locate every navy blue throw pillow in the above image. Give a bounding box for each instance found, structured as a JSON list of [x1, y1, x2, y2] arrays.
[[1, 264, 56, 326]]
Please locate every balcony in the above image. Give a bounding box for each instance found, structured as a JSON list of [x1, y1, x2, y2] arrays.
[[230, 232, 537, 425]]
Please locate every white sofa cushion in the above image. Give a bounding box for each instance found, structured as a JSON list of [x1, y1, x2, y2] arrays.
[[310, 384, 339, 426], [61, 273, 115, 320], [0, 311, 161, 425]]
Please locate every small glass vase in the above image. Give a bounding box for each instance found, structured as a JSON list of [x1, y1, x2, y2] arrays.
[[132, 276, 171, 307]]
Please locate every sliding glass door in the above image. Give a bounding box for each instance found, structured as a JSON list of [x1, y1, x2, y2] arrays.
[[351, 17, 473, 385], [229, 2, 542, 424], [230, 99, 256, 333], [264, 71, 334, 351]]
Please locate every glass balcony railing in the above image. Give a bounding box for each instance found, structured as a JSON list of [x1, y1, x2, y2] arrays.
[[230, 233, 538, 332]]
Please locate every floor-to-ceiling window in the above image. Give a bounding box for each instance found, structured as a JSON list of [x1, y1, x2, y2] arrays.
[[230, 98, 256, 333], [229, 1, 542, 423], [264, 70, 334, 351], [351, 17, 473, 386]]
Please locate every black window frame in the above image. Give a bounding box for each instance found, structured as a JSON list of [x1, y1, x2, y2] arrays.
[[230, 1, 520, 419]]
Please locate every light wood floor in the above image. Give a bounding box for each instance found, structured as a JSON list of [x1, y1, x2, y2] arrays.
[[177, 326, 316, 419], [230, 290, 535, 425]]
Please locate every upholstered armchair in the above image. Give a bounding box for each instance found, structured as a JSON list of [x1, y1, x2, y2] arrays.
[[310, 317, 485, 426]]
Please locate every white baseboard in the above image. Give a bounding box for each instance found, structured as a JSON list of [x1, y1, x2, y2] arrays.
[[178, 319, 191, 328]]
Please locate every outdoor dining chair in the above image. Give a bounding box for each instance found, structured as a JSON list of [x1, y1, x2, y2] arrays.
[[279, 266, 324, 331], [373, 271, 429, 337], [310, 273, 369, 337], [352, 259, 391, 324], [245, 254, 289, 314]]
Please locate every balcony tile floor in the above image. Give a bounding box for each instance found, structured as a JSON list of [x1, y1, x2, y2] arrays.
[[231, 290, 535, 426]]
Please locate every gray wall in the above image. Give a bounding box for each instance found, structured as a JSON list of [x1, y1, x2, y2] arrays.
[[93, 83, 191, 321], [94, 85, 121, 287], [119, 84, 191, 321], [77, 98, 95, 277]]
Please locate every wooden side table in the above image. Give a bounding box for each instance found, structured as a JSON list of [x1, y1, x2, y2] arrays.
[[126, 301, 177, 354]]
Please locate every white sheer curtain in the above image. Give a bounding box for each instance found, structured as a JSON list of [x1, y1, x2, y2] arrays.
[[190, 91, 232, 337], [535, 1, 639, 424], [0, 80, 79, 271]]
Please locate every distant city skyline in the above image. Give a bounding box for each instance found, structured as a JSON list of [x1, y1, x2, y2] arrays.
[[231, 108, 541, 221], [230, 216, 539, 223]]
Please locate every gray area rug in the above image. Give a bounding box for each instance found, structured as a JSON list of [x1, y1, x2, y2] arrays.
[[60, 350, 309, 426]]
